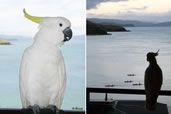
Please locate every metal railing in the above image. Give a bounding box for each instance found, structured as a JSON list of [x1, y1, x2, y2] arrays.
[[87, 87, 171, 103], [87, 87, 171, 113], [0, 108, 85, 114]]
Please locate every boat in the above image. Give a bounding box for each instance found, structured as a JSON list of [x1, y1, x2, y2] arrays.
[[132, 83, 143, 86], [127, 74, 136, 76], [124, 80, 133, 83]]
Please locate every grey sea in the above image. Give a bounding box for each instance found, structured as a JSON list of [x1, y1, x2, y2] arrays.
[[87, 27, 171, 113], [0, 35, 85, 110]]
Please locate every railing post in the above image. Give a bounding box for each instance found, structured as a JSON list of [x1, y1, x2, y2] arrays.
[[86, 88, 90, 112], [105, 93, 108, 101]]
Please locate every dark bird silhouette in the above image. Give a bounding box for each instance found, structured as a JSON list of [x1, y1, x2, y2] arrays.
[[145, 50, 163, 111]]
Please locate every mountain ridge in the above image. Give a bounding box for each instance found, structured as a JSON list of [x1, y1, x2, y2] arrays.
[[88, 18, 171, 27]]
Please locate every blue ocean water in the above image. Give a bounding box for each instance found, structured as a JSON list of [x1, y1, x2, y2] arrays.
[[87, 27, 171, 112], [0, 35, 85, 110]]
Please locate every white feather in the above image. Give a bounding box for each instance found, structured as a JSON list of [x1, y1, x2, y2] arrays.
[[19, 17, 71, 108]]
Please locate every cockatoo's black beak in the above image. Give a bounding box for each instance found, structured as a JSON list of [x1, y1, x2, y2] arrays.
[[63, 27, 72, 42]]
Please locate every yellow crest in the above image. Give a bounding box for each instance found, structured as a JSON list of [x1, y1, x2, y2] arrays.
[[23, 9, 43, 23]]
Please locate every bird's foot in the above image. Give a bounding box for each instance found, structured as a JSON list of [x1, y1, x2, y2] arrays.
[[47, 105, 60, 113], [28, 104, 40, 114]]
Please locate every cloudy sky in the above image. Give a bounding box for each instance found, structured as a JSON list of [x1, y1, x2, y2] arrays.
[[87, 0, 171, 22], [0, 0, 85, 37]]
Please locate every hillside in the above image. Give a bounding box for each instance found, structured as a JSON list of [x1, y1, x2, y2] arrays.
[[98, 24, 128, 32], [88, 18, 171, 27], [87, 20, 128, 35], [87, 20, 108, 35], [154, 21, 171, 26]]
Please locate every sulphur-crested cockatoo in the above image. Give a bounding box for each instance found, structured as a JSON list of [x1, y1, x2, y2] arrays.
[[19, 9, 72, 112], [145, 50, 162, 111]]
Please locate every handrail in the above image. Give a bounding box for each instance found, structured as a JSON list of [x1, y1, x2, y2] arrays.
[[87, 87, 171, 102], [0, 108, 85, 114]]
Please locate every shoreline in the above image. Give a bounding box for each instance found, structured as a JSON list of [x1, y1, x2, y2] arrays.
[[0, 39, 11, 45]]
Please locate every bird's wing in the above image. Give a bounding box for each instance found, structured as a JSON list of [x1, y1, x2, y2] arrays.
[[55, 58, 66, 108], [19, 48, 31, 108]]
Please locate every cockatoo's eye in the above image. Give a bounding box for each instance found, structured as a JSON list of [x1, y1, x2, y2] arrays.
[[59, 23, 62, 27]]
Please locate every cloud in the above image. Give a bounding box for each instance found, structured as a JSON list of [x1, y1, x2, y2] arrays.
[[117, 9, 171, 22], [87, 0, 171, 22], [126, 6, 148, 11], [87, 10, 171, 22], [87, 0, 128, 9]]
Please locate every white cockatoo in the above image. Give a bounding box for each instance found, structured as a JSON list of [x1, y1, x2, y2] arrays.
[[19, 9, 72, 112], [145, 50, 163, 111]]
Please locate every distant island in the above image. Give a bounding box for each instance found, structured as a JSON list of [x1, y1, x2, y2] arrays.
[[0, 39, 11, 45], [87, 20, 108, 35], [88, 18, 171, 27], [87, 20, 128, 35]]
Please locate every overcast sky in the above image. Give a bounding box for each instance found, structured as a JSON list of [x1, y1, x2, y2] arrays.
[[0, 0, 85, 37], [87, 0, 171, 22]]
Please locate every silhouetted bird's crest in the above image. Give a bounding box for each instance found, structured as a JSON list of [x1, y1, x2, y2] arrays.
[[145, 49, 162, 111]]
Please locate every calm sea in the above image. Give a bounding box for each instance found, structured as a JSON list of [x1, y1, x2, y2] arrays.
[[0, 35, 85, 110], [87, 27, 171, 112]]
